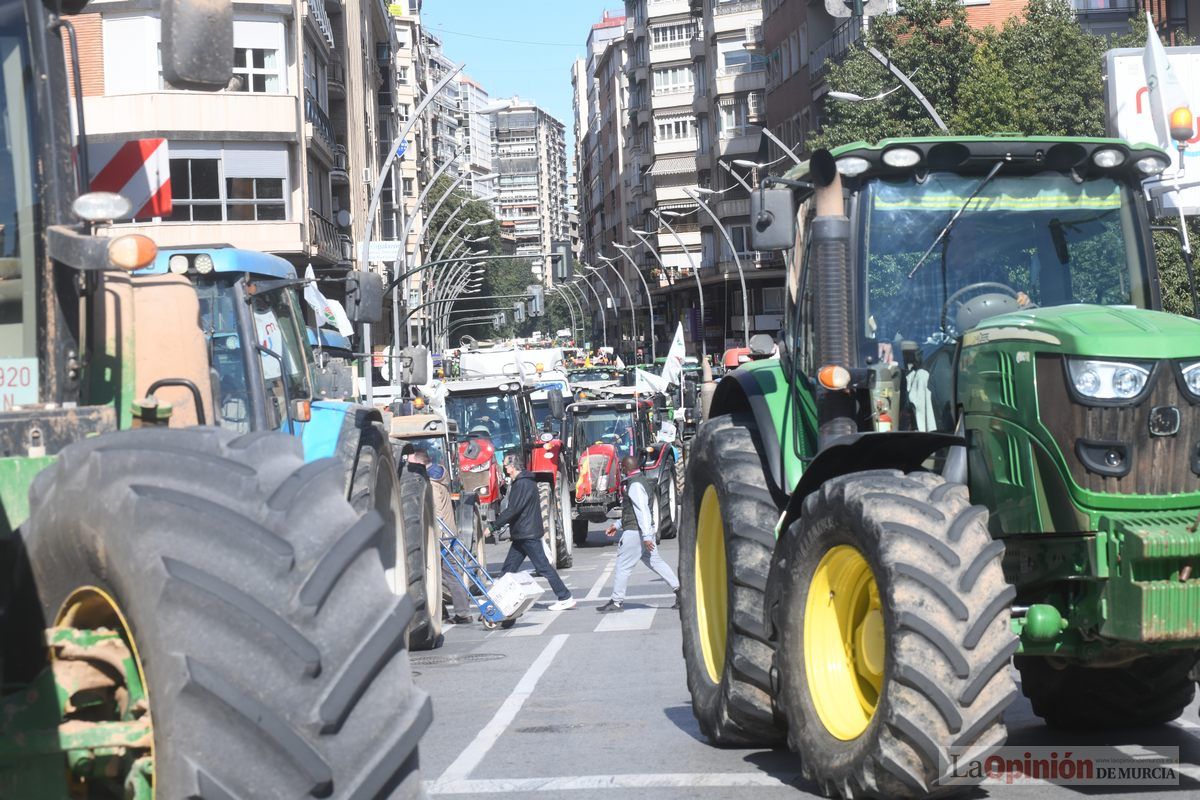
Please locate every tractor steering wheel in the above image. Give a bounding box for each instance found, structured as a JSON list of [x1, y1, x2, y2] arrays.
[[940, 282, 1036, 337]]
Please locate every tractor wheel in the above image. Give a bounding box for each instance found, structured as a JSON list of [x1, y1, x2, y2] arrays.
[[1015, 653, 1198, 729], [398, 462, 444, 651], [22, 427, 431, 798], [346, 422, 407, 595], [538, 483, 559, 568], [675, 444, 687, 509], [678, 413, 785, 745], [572, 517, 590, 547], [774, 470, 1018, 798], [556, 478, 574, 569], [658, 456, 679, 540]]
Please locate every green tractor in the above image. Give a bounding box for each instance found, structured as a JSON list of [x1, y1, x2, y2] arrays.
[[0, 0, 429, 796], [679, 135, 1200, 797]]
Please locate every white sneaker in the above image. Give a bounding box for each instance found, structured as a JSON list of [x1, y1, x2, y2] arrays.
[[548, 598, 577, 611]]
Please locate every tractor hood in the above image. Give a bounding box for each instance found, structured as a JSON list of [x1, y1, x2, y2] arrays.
[[962, 305, 1200, 359]]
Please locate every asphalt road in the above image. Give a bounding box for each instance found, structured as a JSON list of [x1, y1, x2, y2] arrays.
[[415, 525, 1200, 799]]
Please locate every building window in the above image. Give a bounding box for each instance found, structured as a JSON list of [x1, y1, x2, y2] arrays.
[[655, 115, 696, 141], [725, 224, 751, 258], [398, 65, 409, 84], [652, 65, 693, 94], [650, 22, 695, 48], [762, 286, 784, 314], [227, 177, 286, 220], [233, 47, 282, 92], [168, 158, 223, 221], [403, 177, 415, 196]]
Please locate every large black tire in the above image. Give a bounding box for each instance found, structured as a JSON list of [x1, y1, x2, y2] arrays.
[[556, 478, 574, 568], [774, 470, 1018, 798], [658, 456, 679, 540], [22, 427, 431, 798], [346, 422, 407, 595], [536, 482, 568, 569], [398, 463, 444, 650], [1015, 653, 1198, 729], [679, 413, 785, 745]]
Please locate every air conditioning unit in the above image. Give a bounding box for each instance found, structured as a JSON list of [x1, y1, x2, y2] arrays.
[[747, 92, 764, 119], [363, 168, 373, 185]]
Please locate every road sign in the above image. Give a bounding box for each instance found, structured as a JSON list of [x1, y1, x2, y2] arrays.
[[396, 140, 409, 159], [1106, 46, 1200, 214], [367, 241, 403, 262]]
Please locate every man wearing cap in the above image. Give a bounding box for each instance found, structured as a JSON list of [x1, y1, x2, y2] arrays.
[[597, 455, 679, 613]]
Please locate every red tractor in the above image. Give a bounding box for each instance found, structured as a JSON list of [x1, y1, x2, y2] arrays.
[[443, 376, 573, 569], [564, 392, 679, 547]]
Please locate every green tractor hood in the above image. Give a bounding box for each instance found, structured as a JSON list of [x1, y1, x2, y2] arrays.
[[965, 304, 1200, 359]]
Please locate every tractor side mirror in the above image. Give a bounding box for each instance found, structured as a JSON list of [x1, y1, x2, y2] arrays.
[[344, 271, 384, 324], [547, 388, 565, 419], [403, 346, 430, 386], [161, 0, 234, 91], [750, 186, 798, 252]]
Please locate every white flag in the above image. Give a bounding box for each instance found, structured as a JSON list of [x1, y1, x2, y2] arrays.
[[636, 367, 670, 396], [303, 264, 354, 337], [1143, 13, 1191, 150], [661, 322, 686, 387], [614, 355, 625, 369]]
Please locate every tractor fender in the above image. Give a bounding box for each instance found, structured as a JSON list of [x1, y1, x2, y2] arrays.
[[776, 431, 965, 536], [708, 369, 789, 497], [641, 441, 670, 476], [309, 400, 385, 465]]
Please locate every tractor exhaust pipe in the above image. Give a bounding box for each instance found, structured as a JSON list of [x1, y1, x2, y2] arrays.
[[809, 151, 855, 450]]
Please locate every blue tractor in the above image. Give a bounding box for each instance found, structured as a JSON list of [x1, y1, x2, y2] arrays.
[[140, 246, 443, 648]]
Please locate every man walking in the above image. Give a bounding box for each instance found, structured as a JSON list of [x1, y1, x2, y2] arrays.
[[597, 455, 680, 613], [492, 452, 576, 611], [409, 449, 473, 625]]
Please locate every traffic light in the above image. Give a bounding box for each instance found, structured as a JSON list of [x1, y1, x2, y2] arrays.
[[513, 301, 526, 323], [493, 311, 506, 327], [526, 283, 544, 317]]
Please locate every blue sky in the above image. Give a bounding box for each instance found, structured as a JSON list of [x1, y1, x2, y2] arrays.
[[421, 2, 623, 163]]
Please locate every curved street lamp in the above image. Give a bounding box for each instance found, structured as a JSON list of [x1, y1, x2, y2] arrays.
[[685, 186, 749, 347], [597, 255, 638, 357], [612, 242, 657, 360]]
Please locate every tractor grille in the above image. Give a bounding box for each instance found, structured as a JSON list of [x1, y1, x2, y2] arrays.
[[1036, 355, 1200, 495], [460, 467, 490, 494]]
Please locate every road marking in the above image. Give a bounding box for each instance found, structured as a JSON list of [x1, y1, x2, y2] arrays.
[[584, 560, 615, 600], [427, 772, 804, 794], [506, 609, 561, 637], [437, 633, 569, 783], [594, 607, 656, 632]]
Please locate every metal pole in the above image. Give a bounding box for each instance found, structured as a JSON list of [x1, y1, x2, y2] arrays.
[[575, 275, 606, 348], [359, 61, 466, 405], [686, 187, 749, 347], [599, 256, 638, 359], [583, 265, 619, 350], [651, 212, 706, 364], [613, 243, 656, 360], [548, 286, 579, 340], [866, 46, 948, 132]]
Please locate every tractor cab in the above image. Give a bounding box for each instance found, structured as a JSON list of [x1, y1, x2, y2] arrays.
[[443, 377, 537, 512]]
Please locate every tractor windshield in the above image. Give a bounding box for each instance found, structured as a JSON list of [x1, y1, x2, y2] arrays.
[[858, 171, 1151, 355], [195, 275, 312, 431], [573, 409, 638, 459], [0, 7, 38, 382], [445, 392, 523, 455]]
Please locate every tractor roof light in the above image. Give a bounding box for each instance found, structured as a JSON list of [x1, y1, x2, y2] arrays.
[[817, 364, 851, 391], [108, 234, 157, 271], [1135, 154, 1171, 176], [1091, 148, 1126, 169], [881, 146, 922, 168], [835, 156, 871, 177], [193, 253, 215, 274], [1170, 106, 1194, 142], [167, 254, 189, 274]]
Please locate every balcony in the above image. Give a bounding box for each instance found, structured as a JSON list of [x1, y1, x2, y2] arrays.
[[649, 38, 693, 64], [715, 65, 766, 95], [655, 136, 699, 156], [305, 92, 336, 160], [647, 0, 692, 18], [690, 36, 706, 60], [651, 86, 695, 111], [716, 197, 749, 218], [811, 16, 863, 75], [713, 0, 761, 32], [309, 209, 341, 263], [1071, 0, 1138, 35], [303, 0, 334, 48], [330, 144, 350, 184], [714, 0, 761, 15], [328, 62, 346, 100], [717, 129, 762, 156]]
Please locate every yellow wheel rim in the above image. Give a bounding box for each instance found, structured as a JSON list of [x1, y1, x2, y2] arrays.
[[695, 485, 728, 684], [56, 586, 154, 798], [804, 545, 884, 740]]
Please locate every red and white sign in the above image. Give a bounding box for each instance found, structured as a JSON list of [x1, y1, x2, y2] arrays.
[[87, 138, 171, 218]]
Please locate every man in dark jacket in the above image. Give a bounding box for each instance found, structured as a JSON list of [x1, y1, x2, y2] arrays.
[[492, 452, 576, 611]]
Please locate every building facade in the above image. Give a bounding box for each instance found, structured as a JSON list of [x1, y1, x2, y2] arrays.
[[491, 99, 569, 282]]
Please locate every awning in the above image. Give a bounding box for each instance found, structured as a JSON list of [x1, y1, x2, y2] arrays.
[[649, 156, 697, 176]]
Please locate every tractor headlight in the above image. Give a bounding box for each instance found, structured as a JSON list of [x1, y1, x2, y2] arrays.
[[1180, 361, 1200, 397], [1067, 358, 1151, 401]]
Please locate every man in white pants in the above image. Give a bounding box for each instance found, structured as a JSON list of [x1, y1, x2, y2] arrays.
[[597, 456, 680, 612]]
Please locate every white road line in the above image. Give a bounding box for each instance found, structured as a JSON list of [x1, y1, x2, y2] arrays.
[[584, 560, 615, 600], [506, 609, 562, 637], [427, 772, 804, 794], [594, 607, 656, 632], [437, 633, 569, 783]]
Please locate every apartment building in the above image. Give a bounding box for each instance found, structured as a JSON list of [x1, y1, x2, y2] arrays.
[[74, 0, 398, 298], [491, 99, 569, 283], [458, 76, 495, 195]]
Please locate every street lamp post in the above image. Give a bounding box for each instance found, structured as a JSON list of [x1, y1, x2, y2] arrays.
[[575, 273, 607, 348], [582, 264, 619, 352], [359, 61, 466, 405], [685, 186, 749, 347], [612, 242, 657, 361], [560, 279, 594, 345], [548, 285, 581, 341], [645, 208, 706, 363], [597, 255, 638, 359]]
